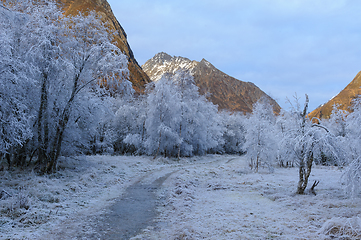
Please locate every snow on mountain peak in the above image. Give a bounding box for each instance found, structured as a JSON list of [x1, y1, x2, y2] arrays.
[[142, 52, 198, 81], [142, 52, 281, 113], [152, 52, 173, 64], [200, 58, 213, 68]]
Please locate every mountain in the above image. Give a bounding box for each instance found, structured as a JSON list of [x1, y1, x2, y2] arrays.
[[309, 71, 361, 119], [142, 52, 281, 113], [57, 0, 151, 92]]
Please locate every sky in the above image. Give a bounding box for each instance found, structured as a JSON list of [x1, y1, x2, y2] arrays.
[[107, 0, 361, 111]]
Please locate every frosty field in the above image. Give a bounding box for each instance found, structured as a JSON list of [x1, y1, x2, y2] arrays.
[[1, 155, 360, 239]]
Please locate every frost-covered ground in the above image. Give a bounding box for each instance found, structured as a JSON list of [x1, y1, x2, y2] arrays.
[[1, 155, 361, 239]]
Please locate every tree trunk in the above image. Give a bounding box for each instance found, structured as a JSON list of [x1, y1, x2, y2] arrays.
[[47, 99, 72, 173], [297, 161, 306, 194], [37, 73, 49, 167], [177, 122, 182, 160], [296, 94, 312, 194], [256, 154, 259, 172], [154, 97, 164, 159], [141, 120, 146, 142], [153, 131, 161, 160], [13, 144, 27, 168], [297, 153, 314, 194], [46, 71, 81, 173], [5, 153, 11, 170]]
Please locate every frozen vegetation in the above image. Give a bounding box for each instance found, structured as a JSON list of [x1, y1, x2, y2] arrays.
[[2, 1, 361, 239], [1, 155, 361, 239]]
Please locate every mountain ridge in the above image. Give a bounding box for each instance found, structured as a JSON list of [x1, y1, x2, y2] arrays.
[[143, 52, 281, 113], [56, 0, 151, 93], [309, 71, 361, 119]]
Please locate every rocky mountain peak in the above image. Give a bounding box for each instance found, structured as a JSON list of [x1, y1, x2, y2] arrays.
[[142, 53, 198, 82], [142, 52, 281, 113], [199, 58, 213, 68], [152, 52, 173, 64]]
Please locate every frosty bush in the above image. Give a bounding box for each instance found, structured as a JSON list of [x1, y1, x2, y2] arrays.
[[220, 111, 246, 154], [12, 189, 31, 211], [242, 99, 278, 172], [113, 96, 148, 154], [320, 217, 361, 239], [0, 188, 31, 217], [342, 157, 361, 198], [326, 104, 348, 138], [337, 96, 361, 197]]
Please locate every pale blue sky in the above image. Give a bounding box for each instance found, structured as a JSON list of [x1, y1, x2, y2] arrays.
[[107, 0, 361, 111]]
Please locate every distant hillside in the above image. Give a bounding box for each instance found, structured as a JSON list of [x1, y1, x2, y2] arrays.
[[57, 0, 151, 92], [142, 52, 281, 113], [309, 71, 361, 119]]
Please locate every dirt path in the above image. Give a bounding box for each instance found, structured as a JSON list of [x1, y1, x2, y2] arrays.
[[95, 172, 174, 240], [38, 156, 234, 240]]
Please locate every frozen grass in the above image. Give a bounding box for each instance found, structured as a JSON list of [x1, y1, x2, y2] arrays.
[[1, 155, 360, 239], [0, 155, 173, 239], [134, 156, 361, 240]]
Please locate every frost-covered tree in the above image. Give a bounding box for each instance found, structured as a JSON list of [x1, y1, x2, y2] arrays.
[[1, 0, 131, 172], [342, 96, 361, 197], [172, 70, 223, 157], [114, 96, 148, 154], [62, 94, 118, 156], [278, 95, 343, 194], [135, 70, 223, 158], [276, 109, 298, 167], [326, 104, 348, 138], [143, 74, 182, 158], [220, 111, 246, 154], [343, 97, 361, 161], [242, 99, 278, 172], [43, 11, 130, 171], [0, 5, 33, 156]]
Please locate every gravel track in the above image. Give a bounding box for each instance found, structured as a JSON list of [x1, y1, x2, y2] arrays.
[[95, 172, 174, 239]]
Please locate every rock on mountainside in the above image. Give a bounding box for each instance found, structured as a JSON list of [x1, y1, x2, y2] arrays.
[[142, 52, 281, 113], [309, 71, 361, 119], [57, 0, 151, 92]]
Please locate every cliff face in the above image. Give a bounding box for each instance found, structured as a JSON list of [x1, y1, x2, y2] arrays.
[[309, 71, 361, 119], [143, 52, 281, 113], [57, 0, 150, 92]]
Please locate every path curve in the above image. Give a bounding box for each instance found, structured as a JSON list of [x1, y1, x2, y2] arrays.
[[94, 156, 237, 239], [95, 172, 174, 239]]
